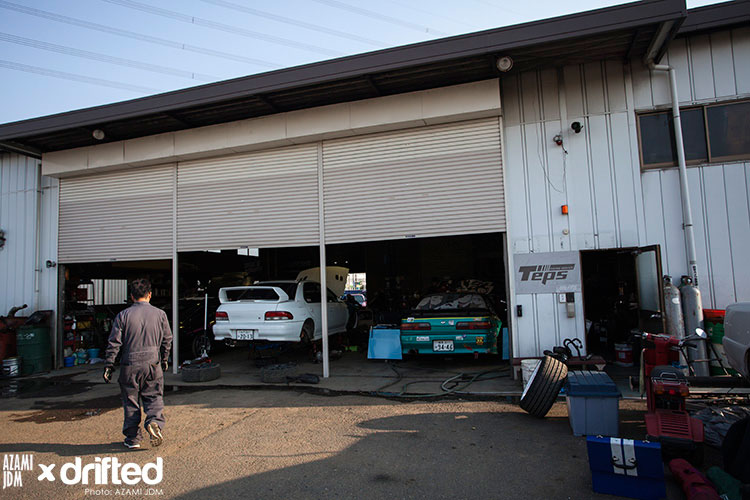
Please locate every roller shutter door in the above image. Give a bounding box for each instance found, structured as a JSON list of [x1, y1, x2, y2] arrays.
[[177, 144, 319, 251], [58, 164, 175, 263], [322, 118, 505, 244]]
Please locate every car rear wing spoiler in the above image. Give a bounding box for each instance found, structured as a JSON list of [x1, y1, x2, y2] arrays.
[[218, 286, 291, 304], [405, 309, 491, 318]]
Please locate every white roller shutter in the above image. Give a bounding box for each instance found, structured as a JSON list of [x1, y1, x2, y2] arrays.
[[322, 118, 505, 244], [177, 144, 319, 251], [58, 164, 175, 263]]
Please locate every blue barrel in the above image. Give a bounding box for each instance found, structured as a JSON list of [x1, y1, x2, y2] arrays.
[[16, 326, 52, 375]]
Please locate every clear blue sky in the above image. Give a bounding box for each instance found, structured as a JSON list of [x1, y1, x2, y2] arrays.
[[0, 0, 723, 124]]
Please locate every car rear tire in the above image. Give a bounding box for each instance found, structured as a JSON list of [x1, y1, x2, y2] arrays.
[[191, 334, 212, 359], [519, 355, 568, 418], [300, 321, 314, 345], [181, 362, 221, 382]]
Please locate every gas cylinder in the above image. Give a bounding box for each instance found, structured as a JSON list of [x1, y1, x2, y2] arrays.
[[663, 275, 685, 339], [679, 276, 709, 377]]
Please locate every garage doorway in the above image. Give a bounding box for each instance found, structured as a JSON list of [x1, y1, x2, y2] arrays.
[[177, 232, 509, 366], [581, 246, 664, 363], [58, 260, 172, 368]]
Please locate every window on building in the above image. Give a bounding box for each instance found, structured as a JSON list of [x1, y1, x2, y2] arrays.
[[638, 108, 707, 168], [637, 99, 750, 169], [706, 101, 750, 161]]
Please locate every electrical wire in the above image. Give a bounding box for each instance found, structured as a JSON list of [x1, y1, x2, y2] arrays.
[[309, 0, 449, 37], [0, 32, 216, 82], [100, 0, 343, 57], [0, 59, 160, 94], [379, 0, 481, 31], [200, 0, 388, 48], [373, 365, 511, 398], [0, 0, 280, 69]]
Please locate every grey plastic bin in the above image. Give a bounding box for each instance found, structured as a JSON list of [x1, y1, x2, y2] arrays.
[[565, 371, 621, 437]]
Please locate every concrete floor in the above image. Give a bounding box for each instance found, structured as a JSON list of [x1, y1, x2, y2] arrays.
[[27, 347, 522, 397]]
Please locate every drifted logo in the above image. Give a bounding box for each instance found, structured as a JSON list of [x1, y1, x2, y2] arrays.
[[37, 457, 163, 486], [519, 264, 576, 285]]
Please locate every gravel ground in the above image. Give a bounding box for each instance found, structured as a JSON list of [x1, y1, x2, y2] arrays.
[[0, 380, 709, 499]]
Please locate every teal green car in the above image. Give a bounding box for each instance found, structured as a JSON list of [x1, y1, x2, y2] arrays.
[[400, 293, 503, 355]]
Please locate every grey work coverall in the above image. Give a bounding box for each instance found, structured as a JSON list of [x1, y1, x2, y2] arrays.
[[105, 302, 173, 443]]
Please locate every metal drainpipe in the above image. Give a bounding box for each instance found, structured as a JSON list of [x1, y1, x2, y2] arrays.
[[33, 162, 43, 311], [648, 63, 700, 287], [317, 143, 330, 378], [649, 62, 708, 375]]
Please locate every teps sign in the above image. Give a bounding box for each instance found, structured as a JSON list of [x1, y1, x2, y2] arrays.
[[514, 251, 581, 294]]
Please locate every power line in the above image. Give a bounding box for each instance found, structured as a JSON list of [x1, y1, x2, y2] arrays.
[[0, 32, 217, 82], [200, 0, 388, 48], [308, 0, 449, 37], [0, 59, 160, 94], [100, 0, 344, 57], [379, 0, 481, 32], [0, 0, 281, 70]]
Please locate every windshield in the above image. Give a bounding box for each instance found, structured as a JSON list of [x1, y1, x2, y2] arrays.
[[414, 294, 489, 311]]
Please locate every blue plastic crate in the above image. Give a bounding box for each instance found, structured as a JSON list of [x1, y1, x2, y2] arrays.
[[566, 371, 621, 436]]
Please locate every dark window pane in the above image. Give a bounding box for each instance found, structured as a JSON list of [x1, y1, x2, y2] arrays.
[[640, 112, 674, 165], [303, 282, 320, 303], [681, 108, 708, 161], [707, 101, 750, 160], [639, 109, 707, 166]]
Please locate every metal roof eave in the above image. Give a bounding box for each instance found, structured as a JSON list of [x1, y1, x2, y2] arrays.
[[0, 0, 686, 150]]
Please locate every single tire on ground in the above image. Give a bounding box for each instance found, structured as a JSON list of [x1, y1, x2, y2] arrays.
[[260, 363, 297, 383], [181, 362, 221, 382], [519, 355, 568, 418]]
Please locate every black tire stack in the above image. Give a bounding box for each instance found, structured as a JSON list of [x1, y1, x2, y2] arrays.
[[520, 355, 568, 418]]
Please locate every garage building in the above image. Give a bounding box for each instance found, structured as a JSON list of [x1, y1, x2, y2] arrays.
[[0, 0, 748, 375]]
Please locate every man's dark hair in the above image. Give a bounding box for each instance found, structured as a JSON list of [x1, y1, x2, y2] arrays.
[[130, 278, 152, 300]]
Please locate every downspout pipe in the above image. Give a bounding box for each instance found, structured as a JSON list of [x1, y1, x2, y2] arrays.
[[648, 63, 700, 287], [649, 62, 709, 376]]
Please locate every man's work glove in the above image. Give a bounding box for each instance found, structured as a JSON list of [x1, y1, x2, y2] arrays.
[[103, 365, 114, 383], [162, 360, 168, 372]]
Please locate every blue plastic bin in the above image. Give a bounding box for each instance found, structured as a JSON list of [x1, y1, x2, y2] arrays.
[[565, 371, 621, 436]]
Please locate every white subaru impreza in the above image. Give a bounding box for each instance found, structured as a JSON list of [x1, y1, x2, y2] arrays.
[[212, 280, 350, 344]]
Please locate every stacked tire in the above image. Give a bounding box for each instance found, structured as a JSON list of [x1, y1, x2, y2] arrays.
[[520, 355, 568, 417]]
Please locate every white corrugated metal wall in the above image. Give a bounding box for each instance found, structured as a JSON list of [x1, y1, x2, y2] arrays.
[[502, 60, 643, 357], [634, 27, 750, 309], [0, 152, 58, 355], [0, 153, 39, 314], [502, 26, 750, 357]]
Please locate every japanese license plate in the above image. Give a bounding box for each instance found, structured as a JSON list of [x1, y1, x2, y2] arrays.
[[433, 340, 454, 352], [236, 330, 255, 340]]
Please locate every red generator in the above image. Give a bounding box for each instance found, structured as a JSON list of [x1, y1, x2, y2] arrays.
[[641, 333, 704, 463]]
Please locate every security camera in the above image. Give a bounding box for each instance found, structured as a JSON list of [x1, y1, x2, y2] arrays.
[[571, 122, 583, 134]]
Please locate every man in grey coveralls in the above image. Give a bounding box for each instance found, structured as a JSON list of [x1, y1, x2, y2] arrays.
[[103, 278, 173, 449]]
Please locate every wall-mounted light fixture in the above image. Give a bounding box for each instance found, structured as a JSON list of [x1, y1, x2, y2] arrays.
[[496, 56, 513, 72], [92, 129, 105, 140]]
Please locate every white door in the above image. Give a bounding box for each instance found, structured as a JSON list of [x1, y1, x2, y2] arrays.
[[58, 164, 175, 263], [322, 118, 506, 244], [326, 288, 348, 332], [302, 282, 323, 338], [176, 144, 319, 252]]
